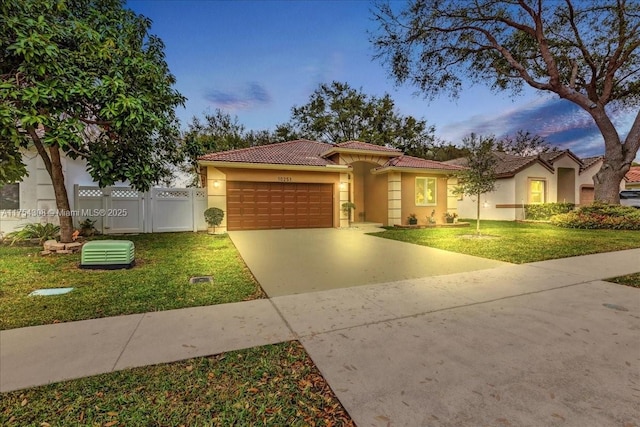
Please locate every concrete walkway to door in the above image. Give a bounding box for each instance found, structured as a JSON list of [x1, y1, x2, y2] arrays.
[[228, 227, 508, 297]]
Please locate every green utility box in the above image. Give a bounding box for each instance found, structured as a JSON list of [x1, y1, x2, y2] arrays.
[[80, 240, 135, 269]]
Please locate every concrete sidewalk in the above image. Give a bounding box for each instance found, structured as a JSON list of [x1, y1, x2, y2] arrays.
[[1, 249, 639, 426]]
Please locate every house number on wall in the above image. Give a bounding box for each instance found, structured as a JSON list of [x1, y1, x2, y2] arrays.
[[277, 176, 292, 182]]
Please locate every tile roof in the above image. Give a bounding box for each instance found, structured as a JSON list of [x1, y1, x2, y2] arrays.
[[199, 139, 469, 172], [334, 140, 402, 153], [379, 155, 466, 171], [626, 166, 640, 183], [492, 152, 545, 176], [444, 150, 611, 178], [579, 156, 603, 172], [198, 139, 336, 166]]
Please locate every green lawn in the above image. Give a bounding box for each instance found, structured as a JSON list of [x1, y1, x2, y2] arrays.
[[608, 273, 640, 288], [0, 233, 263, 330], [0, 341, 354, 427], [371, 220, 640, 264]]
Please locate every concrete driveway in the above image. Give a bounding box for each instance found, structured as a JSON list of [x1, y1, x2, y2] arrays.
[[228, 227, 507, 297]]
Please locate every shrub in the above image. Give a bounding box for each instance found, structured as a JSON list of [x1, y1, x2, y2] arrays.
[[550, 203, 640, 230], [525, 202, 575, 220], [6, 223, 61, 245], [204, 207, 224, 232]]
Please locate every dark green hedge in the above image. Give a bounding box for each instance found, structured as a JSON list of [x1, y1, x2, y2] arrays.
[[524, 203, 575, 220]]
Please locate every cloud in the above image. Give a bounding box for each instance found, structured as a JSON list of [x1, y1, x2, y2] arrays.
[[440, 96, 634, 158], [204, 82, 272, 110]]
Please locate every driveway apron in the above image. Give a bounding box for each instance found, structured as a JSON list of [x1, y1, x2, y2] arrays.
[[228, 228, 507, 297]]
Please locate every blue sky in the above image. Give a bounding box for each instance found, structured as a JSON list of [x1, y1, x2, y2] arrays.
[[127, 0, 636, 159]]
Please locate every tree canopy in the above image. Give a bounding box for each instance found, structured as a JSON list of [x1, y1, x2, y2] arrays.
[[1, 0, 185, 241], [372, 0, 640, 203], [287, 81, 436, 157]]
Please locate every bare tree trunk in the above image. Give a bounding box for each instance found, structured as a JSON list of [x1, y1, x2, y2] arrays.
[[30, 131, 74, 243], [591, 110, 639, 204], [476, 191, 481, 234]]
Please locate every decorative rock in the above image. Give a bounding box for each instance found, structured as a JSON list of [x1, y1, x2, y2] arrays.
[[49, 243, 67, 251], [40, 250, 52, 256], [43, 240, 58, 251], [64, 242, 83, 251], [56, 250, 73, 254]]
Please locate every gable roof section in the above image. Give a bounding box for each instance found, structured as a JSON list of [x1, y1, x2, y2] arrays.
[[444, 151, 554, 178], [579, 156, 603, 173], [625, 166, 640, 183], [373, 155, 466, 174], [321, 140, 402, 158], [198, 139, 336, 167]]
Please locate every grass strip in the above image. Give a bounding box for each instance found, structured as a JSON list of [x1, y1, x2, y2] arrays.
[[0, 341, 354, 427]]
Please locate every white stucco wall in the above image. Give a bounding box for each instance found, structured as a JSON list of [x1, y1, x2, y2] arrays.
[[0, 150, 99, 235]]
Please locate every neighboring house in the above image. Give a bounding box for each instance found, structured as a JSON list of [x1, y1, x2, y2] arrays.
[[0, 149, 97, 235], [624, 166, 640, 189], [447, 150, 608, 221], [197, 139, 465, 231], [0, 149, 207, 236]]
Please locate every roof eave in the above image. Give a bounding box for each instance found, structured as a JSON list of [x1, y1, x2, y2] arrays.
[[198, 160, 351, 172], [371, 166, 463, 175], [321, 147, 401, 158]]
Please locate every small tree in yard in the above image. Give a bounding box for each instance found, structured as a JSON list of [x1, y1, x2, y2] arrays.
[[1, 0, 185, 242], [455, 134, 498, 234], [204, 207, 224, 234]]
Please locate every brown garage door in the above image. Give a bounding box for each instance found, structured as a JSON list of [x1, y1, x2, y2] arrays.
[[227, 182, 333, 230], [580, 186, 595, 205]]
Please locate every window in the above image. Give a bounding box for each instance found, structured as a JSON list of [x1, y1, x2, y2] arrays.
[[0, 183, 20, 210], [415, 177, 437, 206], [529, 179, 546, 204]]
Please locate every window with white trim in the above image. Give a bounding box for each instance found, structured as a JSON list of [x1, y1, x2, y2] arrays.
[[0, 183, 19, 210], [529, 179, 546, 204], [415, 177, 437, 206]]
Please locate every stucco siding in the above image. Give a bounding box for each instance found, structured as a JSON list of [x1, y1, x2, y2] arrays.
[[400, 173, 449, 225]]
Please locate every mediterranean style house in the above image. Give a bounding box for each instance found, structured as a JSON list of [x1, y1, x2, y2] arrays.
[[447, 150, 608, 221], [197, 139, 465, 231]]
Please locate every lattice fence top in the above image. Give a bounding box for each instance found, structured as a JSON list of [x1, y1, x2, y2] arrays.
[[78, 188, 103, 198], [156, 190, 190, 199], [111, 189, 139, 198], [194, 189, 206, 199]]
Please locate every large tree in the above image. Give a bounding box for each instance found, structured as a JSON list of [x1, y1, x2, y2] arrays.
[[180, 109, 284, 186], [372, 0, 640, 203], [496, 130, 555, 156], [1, 0, 185, 242], [287, 81, 436, 157]]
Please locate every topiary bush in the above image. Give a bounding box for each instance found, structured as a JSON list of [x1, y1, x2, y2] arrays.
[[524, 202, 575, 220], [204, 207, 225, 233], [550, 203, 640, 230]]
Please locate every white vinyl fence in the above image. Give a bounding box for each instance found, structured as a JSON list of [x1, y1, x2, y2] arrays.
[[74, 185, 208, 234]]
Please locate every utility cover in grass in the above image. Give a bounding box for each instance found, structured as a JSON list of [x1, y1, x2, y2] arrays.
[[29, 288, 74, 296], [189, 276, 213, 284]]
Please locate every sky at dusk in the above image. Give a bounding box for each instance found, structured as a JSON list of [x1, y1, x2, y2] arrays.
[[126, 0, 637, 160]]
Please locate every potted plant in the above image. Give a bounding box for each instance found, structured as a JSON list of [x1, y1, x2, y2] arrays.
[[407, 213, 418, 225], [341, 202, 356, 226], [444, 212, 458, 224], [204, 207, 224, 234], [428, 209, 436, 224]]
